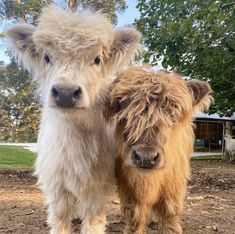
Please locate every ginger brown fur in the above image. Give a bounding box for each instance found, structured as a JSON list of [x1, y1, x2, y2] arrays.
[[106, 67, 213, 234]]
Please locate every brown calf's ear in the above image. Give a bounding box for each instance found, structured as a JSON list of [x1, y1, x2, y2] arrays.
[[6, 24, 36, 53], [107, 27, 142, 73], [103, 99, 113, 121], [103, 98, 121, 122], [186, 80, 212, 107]]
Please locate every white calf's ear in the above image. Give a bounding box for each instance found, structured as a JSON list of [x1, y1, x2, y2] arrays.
[[107, 27, 142, 73], [6, 24, 39, 72], [6, 24, 36, 53], [186, 80, 213, 111]]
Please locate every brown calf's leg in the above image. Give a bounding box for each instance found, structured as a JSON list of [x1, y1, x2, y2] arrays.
[[155, 194, 184, 234], [159, 215, 182, 234], [123, 201, 151, 234]]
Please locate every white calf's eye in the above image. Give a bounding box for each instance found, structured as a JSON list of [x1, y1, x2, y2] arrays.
[[44, 54, 50, 64], [94, 56, 101, 65]]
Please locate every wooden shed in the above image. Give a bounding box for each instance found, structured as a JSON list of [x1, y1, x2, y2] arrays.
[[194, 112, 235, 155]]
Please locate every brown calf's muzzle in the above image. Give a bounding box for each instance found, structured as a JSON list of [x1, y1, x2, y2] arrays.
[[51, 84, 82, 108], [131, 147, 161, 170]]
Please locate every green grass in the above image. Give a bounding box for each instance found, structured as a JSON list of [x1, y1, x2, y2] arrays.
[[191, 155, 222, 160], [0, 145, 36, 169], [0, 145, 223, 168]]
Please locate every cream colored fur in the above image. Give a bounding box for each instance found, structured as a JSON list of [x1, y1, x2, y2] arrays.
[[6, 6, 141, 234]]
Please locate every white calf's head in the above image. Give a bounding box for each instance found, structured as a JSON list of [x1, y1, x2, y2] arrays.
[[6, 7, 141, 111]]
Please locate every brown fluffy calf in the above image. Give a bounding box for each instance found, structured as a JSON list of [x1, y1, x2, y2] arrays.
[[105, 67, 212, 234]]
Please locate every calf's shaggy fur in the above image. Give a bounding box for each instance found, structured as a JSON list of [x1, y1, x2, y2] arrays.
[[6, 7, 141, 234], [224, 134, 235, 161], [105, 67, 212, 234]]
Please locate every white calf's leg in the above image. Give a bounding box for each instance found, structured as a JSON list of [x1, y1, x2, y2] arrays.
[[81, 210, 106, 234], [46, 190, 75, 234], [78, 191, 107, 234]]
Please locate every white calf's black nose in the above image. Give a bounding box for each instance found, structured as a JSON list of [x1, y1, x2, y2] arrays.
[[51, 84, 81, 108]]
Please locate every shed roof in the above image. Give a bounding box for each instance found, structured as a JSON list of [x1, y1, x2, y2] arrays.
[[195, 112, 235, 121]]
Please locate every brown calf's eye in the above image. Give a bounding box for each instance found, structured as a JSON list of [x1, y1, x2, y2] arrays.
[[44, 54, 50, 64], [94, 56, 101, 65]]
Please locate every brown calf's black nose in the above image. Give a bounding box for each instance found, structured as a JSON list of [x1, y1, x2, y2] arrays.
[[132, 150, 160, 169], [51, 84, 81, 108]]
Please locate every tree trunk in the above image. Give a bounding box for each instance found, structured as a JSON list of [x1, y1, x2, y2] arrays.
[[68, 0, 79, 11]]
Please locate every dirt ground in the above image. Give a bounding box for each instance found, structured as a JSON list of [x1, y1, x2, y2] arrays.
[[0, 160, 234, 234]]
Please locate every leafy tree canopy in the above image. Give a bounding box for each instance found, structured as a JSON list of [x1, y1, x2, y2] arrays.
[[0, 0, 126, 25], [136, 0, 235, 116], [0, 0, 51, 24], [0, 61, 40, 142], [70, 0, 127, 24]]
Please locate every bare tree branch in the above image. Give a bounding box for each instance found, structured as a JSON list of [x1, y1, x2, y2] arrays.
[[68, 0, 78, 11]]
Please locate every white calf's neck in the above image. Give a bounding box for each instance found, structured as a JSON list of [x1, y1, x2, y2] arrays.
[[35, 107, 115, 195]]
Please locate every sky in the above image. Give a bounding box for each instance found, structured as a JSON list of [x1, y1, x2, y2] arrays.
[[0, 0, 139, 64], [117, 0, 139, 27]]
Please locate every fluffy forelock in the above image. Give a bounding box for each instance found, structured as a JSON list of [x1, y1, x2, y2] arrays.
[[33, 6, 114, 61], [110, 67, 193, 144]]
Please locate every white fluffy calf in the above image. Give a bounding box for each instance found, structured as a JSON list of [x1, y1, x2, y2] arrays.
[[7, 7, 141, 234], [224, 134, 235, 161]]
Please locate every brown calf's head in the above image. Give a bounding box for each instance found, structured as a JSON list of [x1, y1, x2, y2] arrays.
[[6, 7, 141, 113], [106, 67, 212, 170]]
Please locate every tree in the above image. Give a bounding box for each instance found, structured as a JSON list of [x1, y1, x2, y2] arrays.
[[0, 0, 127, 25], [136, 0, 235, 116], [74, 0, 127, 24], [0, 61, 40, 142], [0, 0, 52, 24], [0, 108, 11, 141]]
